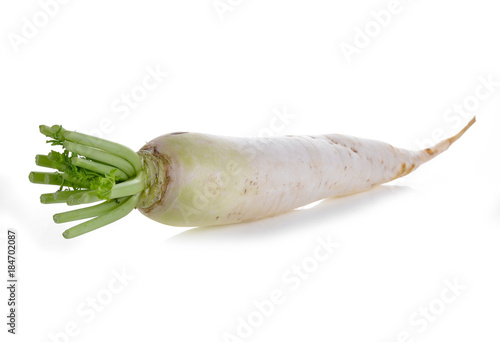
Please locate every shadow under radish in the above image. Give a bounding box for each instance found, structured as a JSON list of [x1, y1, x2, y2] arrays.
[[165, 184, 413, 245]]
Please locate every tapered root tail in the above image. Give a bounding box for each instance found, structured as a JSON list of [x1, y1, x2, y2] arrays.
[[419, 117, 476, 162]]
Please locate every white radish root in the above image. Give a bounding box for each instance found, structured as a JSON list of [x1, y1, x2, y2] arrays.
[[137, 117, 476, 227]]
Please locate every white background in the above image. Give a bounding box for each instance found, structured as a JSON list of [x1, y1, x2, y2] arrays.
[[1, 0, 499, 341]]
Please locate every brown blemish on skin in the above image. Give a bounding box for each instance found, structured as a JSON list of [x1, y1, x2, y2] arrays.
[[389, 145, 400, 157], [425, 148, 435, 156], [326, 137, 337, 144], [326, 137, 347, 147], [227, 211, 243, 220], [397, 163, 407, 177], [394, 162, 416, 179], [351, 147, 358, 153]]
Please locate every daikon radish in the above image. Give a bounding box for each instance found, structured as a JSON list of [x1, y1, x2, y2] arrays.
[[29, 118, 475, 238]]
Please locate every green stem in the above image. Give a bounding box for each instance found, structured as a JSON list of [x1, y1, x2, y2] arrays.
[[62, 194, 140, 239], [39, 125, 57, 137], [29, 172, 58, 185], [53, 190, 87, 202], [53, 198, 125, 223], [71, 157, 129, 181], [35, 155, 57, 169], [63, 141, 135, 177], [61, 173, 89, 188], [39, 125, 142, 174], [40, 190, 85, 204], [46, 151, 68, 170], [40, 193, 62, 204], [62, 130, 142, 174], [67, 171, 147, 205], [30, 172, 77, 187]]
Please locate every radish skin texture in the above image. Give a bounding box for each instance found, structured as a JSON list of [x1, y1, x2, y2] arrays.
[[137, 118, 476, 227], [30, 118, 475, 238]]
